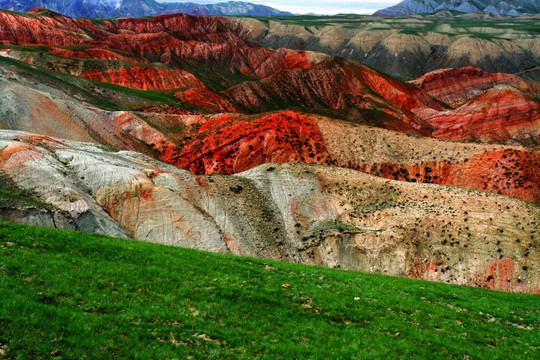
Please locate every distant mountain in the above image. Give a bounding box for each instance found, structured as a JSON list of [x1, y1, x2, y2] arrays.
[[374, 0, 540, 16], [0, 0, 293, 18]]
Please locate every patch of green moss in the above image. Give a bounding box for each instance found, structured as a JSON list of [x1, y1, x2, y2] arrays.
[[0, 172, 49, 208]]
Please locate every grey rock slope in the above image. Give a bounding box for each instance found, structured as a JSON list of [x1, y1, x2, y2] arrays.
[[375, 0, 540, 16], [0, 0, 292, 18], [0, 130, 538, 293]]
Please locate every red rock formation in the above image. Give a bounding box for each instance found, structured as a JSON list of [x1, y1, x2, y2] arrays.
[[222, 58, 444, 134], [1, 8, 538, 204], [408, 67, 540, 145], [1, 9, 537, 148], [139, 105, 195, 115], [166, 111, 538, 202], [49, 46, 143, 62], [93, 31, 320, 78], [0, 9, 321, 80], [102, 12, 233, 35], [409, 259, 443, 282], [79, 66, 204, 91], [174, 86, 239, 113], [223, 60, 540, 146], [424, 86, 540, 144], [349, 149, 540, 203], [410, 66, 540, 108], [4, 47, 204, 92], [173, 111, 329, 174], [0, 8, 107, 46], [473, 258, 515, 292]]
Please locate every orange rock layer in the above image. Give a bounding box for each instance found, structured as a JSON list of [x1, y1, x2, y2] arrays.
[[425, 86, 540, 144], [348, 149, 540, 203], [172, 111, 329, 174], [0, 10, 321, 79], [79, 66, 204, 91], [149, 110, 539, 202], [410, 66, 540, 108]]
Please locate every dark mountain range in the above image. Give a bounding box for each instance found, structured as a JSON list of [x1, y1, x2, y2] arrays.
[[375, 0, 540, 16], [0, 0, 293, 18]]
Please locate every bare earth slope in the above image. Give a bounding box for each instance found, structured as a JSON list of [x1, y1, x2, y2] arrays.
[[232, 14, 540, 81], [0, 131, 538, 293]]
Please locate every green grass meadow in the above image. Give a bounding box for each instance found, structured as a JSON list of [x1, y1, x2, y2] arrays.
[[0, 222, 538, 359]]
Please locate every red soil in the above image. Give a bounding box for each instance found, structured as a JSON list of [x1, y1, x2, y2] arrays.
[[171, 111, 329, 174]]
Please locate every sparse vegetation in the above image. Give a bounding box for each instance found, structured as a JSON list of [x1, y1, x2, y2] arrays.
[[0, 173, 49, 208], [355, 200, 399, 214], [250, 14, 540, 38]]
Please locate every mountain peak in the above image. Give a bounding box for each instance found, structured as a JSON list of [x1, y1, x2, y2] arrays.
[[0, 0, 293, 18], [374, 0, 540, 16], [27, 7, 48, 13], [27, 6, 62, 16]]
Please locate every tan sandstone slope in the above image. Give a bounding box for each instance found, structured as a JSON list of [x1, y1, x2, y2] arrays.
[[0, 131, 538, 293]]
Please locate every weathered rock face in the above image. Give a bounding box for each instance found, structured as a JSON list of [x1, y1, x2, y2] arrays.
[[0, 130, 538, 293], [5, 49, 205, 90], [0, 8, 92, 46], [0, 134, 130, 238], [315, 116, 540, 203], [174, 111, 329, 174], [222, 58, 444, 135], [0, 9, 538, 206], [0, 8, 538, 296], [0, 70, 183, 157], [167, 110, 540, 203], [423, 85, 540, 144], [407, 67, 540, 145], [1, 9, 538, 149]]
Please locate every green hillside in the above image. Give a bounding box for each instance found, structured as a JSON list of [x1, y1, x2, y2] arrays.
[[0, 222, 538, 359]]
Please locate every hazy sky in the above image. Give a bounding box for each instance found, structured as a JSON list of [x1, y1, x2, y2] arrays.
[[157, 1, 402, 15]]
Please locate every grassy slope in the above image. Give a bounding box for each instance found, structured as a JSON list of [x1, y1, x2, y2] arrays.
[[0, 222, 538, 359], [0, 173, 49, 208], [0, 56, 199, 112]]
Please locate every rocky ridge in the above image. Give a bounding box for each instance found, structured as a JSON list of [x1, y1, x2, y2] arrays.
[[374, 0, 540, 16], [0, 9, 323, 80], [1, 9, 537, 149], [222, 59, 540, 147], [232, 14, 540, 81]]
